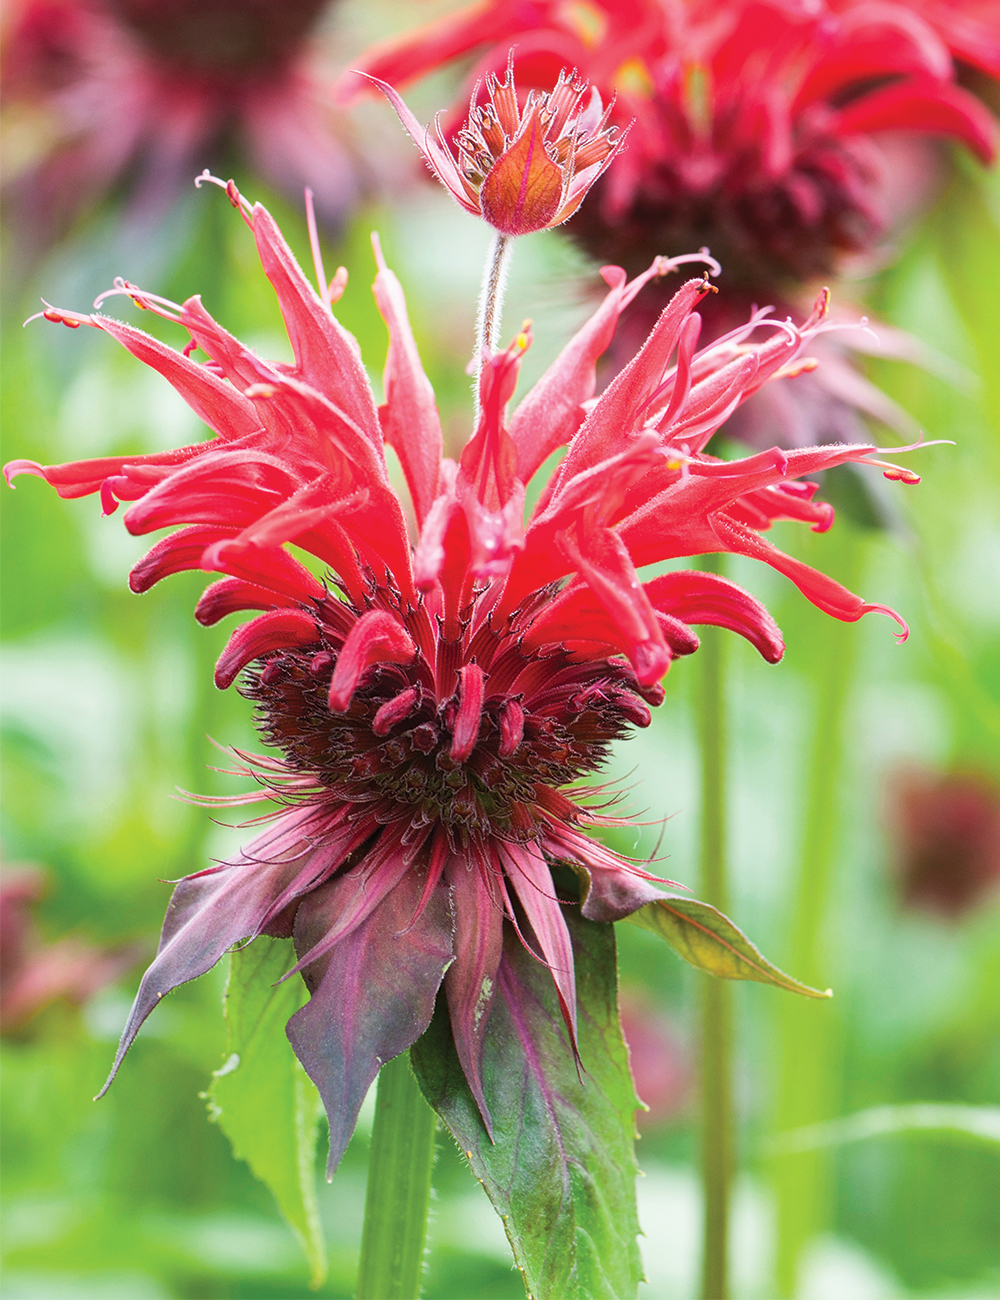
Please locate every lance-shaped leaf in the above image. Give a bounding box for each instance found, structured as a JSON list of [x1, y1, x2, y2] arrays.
[[208, 938, 326, 1286], [412, 910, 644, 1300], [627, 893, 831, 998]]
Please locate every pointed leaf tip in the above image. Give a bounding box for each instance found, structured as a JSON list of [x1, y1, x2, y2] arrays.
[[628, 893, 832, 998]]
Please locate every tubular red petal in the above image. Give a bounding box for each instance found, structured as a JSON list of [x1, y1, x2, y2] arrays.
[[327, 610, 417, 712], [195, 579, 300, 626], [4, 460, 46, 488], [834, 80, 997, 165], [130, 525, 237, 592], [215, 609, 321, 689], [646, 570, 784, 663], [712, 513, 907, 638], [553, 277, 712, 487], [249, 204, 384, 443], [199, 538, 325, 602], [451, 663, 486, 761], [558, 525, 671, 686], [508, 265, 628, 484], [95, 315, 263, 441], [121, 449, 296, 536], [371, 233, 443, 528], [372, 686, 421, 735]]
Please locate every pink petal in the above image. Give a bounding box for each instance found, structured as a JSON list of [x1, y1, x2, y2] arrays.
[[504, 842, 578, 1048], [371, 233, 443, 527], [327, 610, 417, 712], [214, 609, 321, 689], [444, 852, 504, 1134], [250, 204, 384, 441]]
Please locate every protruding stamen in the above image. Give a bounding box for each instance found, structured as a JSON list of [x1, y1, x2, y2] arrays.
[[498, 698, 524, 757], [450, 662, 485, 761], [373, 686, 421, 736]]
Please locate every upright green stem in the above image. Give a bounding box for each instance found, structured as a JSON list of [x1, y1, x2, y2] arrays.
[[697, 554, 732, 1300], [773, 533, 861, 1296], [473, 231, 513, 420], [356, 1051, 437, 1300]]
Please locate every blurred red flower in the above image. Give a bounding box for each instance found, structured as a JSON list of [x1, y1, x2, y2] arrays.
[[1, 0, 359, 253], [619, 991, 690, 1126], [887, 767, 1000, 917], [345, 0, 997, 465], [346, 0, 996, 291], [0, 867, 141, 1033]]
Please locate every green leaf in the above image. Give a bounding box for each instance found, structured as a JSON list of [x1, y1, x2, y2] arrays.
[[767, 1104, 1000, 1155], [627, 894, 831, 998], [412, 910, 644, 1300], [207, 937, 327, 1287]]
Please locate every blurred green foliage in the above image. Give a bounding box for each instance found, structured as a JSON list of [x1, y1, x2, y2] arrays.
[[2, 133, 999, 1300]]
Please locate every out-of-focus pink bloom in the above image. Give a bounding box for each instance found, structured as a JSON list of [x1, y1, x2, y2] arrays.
[[887, 767, 1000, 917], [619, 991, 690, 1127], [0, 867, 141, 1033], [1, 0, 359, 252], [5, 175, 922, 1170], [345, 0, 996, 291], [365, 61, 627, 236], [344, 0, 996, 471]]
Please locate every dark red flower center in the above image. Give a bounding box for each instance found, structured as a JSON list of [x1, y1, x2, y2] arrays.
[[106, 0, 330, 75], [243, 588, 659, 846]]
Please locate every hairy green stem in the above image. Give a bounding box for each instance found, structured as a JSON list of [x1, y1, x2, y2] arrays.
[[356, 1051, 437, 1300], [698, 554, 732, 1300], [773, 533, 861, 1296], [473, 231, 513, 419]]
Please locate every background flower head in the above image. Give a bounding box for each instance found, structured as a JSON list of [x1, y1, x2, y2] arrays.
[[1, 0, 360, 256]]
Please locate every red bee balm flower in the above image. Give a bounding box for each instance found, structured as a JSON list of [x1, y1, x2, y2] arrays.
[[6, 178, 919, 1177], [347, 0, 997, 289]]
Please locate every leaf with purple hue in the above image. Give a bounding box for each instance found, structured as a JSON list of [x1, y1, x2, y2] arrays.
[[412, 909, 643, 1300], [287, 866, 454, 1176], [208, 938, 326, 1286], [628, 894, 832, 997]]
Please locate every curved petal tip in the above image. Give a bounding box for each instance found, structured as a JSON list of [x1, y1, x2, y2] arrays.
[[863, 602, 909, 643]]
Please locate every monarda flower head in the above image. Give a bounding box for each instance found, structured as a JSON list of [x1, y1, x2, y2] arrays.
[[346, 0, 996, 483], [6, 172, 924, 1200], [347, 0, 998, 290], [2, 0, 358, 254]]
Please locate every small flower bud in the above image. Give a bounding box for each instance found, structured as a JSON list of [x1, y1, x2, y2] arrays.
[[363, 62, 628, 237]]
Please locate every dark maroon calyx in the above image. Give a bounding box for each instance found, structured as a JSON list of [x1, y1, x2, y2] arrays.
[[242, 597, 655, 843]]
